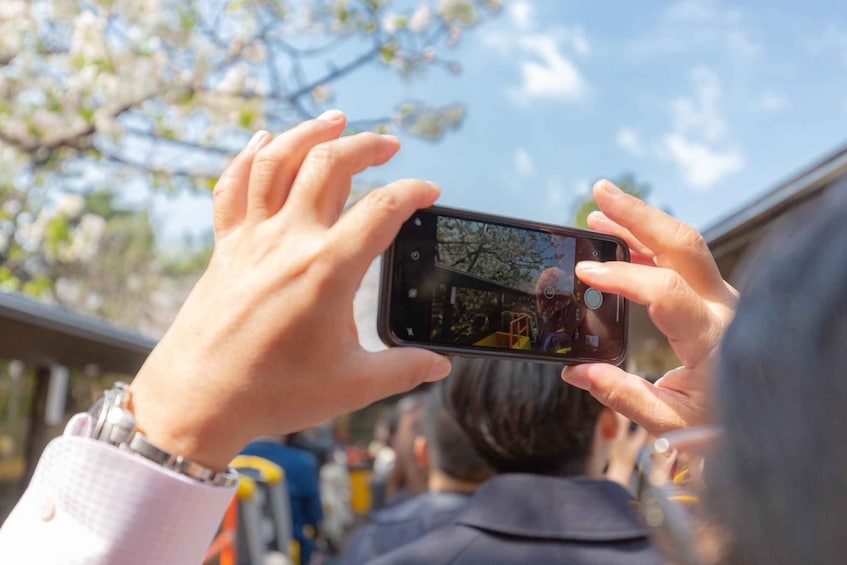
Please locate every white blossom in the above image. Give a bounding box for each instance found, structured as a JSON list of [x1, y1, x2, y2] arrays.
[[85, 292, 104, 311], [2, 199, 22, 216], [56, 194, 85, 218], [69, 213, 107, 263], [381, 13, 402, 35], [50, 0, 77, 20], [438, 0, 476, 25], [70, 11, 107, 61], [0, 0, 28, 20], [408, 5, 432, 34], [312, 84, 334, 104], [32, 109, 63, 138], [55, 277, 82, 304], [218, 65, 247, 95]]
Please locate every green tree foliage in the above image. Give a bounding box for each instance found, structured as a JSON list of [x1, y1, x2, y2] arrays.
[[573, 174, 652, 229]]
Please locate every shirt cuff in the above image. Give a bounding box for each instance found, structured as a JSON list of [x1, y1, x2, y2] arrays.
[[0, 413, 237, 565]]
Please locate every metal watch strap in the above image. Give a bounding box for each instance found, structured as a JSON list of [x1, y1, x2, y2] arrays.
[[90, 382, 238, 487]]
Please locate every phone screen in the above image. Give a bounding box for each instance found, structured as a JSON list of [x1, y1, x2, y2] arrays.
[[379, 206, 628, 364]]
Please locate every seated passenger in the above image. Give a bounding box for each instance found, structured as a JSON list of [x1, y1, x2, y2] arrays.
[[241, 436, 323, 564], [376, 358, 662, 564], [343, 384, 493, 564], [383, 393, 429, 507]]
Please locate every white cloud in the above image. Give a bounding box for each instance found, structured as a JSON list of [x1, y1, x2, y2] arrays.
[[619, 67, 744, 190], [670, 67, 726, 142], [567, 27, 591, 57], [509, 0, 533, 30], [512, 34, 586, 101], [514, 148, 535, 176], [664, 134, 743, 190], [617, 127, 644, 155], [759, 93, 788, 113], [661, 68, 743, 189], [480, 6, 589, 104]]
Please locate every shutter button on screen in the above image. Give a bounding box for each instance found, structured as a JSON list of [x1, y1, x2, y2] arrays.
[[584, 288, 603, 310]]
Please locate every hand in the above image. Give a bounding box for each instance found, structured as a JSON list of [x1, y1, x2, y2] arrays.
[[128, 111, 452, 469], [605, 415, 649, 488], [562, 180, 737, 436]]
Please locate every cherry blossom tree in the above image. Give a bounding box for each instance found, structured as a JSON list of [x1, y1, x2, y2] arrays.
[[0, 0, 501, 331]]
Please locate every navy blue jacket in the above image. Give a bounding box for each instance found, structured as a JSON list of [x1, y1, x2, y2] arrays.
[[343, 491, 471, 564], [374, 474, 663, 564], [240, 441, 323, 564]]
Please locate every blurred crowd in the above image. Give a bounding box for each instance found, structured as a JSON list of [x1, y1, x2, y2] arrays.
[[256, 359, 670, 564]]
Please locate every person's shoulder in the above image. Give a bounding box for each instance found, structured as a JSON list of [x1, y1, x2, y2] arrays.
[[278, 445, 319, 468], [372, 491, 468, 525], [371, 521, 479, 565]]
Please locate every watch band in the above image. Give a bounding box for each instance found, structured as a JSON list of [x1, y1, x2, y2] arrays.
[[89, 382, 238, 487]]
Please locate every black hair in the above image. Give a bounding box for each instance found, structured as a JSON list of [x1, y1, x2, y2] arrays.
[[711, 188, 847, 564], [442, 357, 603, 476], [423, 382, 493, 483]]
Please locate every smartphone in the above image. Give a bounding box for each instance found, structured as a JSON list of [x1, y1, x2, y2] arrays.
[[378, 205, 629, 364]]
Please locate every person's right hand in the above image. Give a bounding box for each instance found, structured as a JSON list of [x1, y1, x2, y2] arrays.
[[128, 110, 451, 470], [562, 180, 738, 436]]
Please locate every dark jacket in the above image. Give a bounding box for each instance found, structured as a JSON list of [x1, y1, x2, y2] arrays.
[[240, 441, 323, 564], [343, 491, 471, 564], [374, 474, 663, 564]]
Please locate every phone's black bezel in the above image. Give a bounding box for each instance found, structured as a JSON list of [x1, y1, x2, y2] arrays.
[[378, 205, 630, 366]]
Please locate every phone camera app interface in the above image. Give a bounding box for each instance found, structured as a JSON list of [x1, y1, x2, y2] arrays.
[[428, 216, 588, 356]]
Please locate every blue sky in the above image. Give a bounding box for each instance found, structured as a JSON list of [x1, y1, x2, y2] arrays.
[[156, 0, 847, 241]]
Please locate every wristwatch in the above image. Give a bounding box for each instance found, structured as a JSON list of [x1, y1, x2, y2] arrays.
[[88, 382, 238, 487]]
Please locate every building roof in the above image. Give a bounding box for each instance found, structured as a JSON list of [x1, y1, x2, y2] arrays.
[[0, 292, 155, 374], [703, 142, 847, 262]]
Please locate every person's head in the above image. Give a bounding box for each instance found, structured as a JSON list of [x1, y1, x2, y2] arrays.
[[412, 382, 494, 490], [442, 357, 616, 476], [709, 191, 847, 564]]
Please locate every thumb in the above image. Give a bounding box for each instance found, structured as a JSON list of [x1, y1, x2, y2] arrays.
[[561, 363, 678, 435], [355, 348, 452, 403]]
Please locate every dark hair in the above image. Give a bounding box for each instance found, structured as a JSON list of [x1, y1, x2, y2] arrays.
[[423, 382, 493, 483], [442, 357, 603, 476], [711, 189, 847, 564]]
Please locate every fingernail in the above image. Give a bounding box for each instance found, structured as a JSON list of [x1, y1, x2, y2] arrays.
[[596, 179, 623, 196], [425, 180, 441, 196], [561, 366, 591, 390], [381, 134, 400, 143], [247, 130, 270, 153], [576, 260, 603, 274], [317, 109, 345, 122], [426, 356, 452, 382]]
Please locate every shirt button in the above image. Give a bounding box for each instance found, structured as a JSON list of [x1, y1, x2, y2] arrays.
[[39, 496, 56, 521]]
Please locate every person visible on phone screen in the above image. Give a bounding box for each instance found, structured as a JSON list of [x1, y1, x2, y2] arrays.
[[534, 267, 581, 353]]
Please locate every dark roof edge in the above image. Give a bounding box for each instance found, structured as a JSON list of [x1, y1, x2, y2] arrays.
[[0, 292, 157, 355], [702, 142, 847, 249]]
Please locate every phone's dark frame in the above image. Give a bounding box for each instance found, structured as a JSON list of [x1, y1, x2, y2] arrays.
[[378, 205, 629, 365]]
